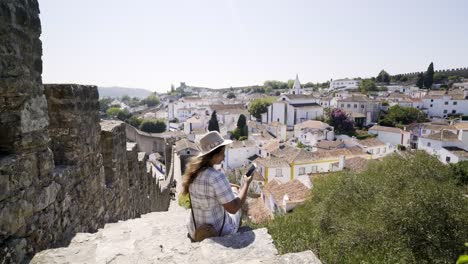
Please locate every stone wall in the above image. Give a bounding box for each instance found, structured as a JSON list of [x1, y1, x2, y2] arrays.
[[0, 1, 171, 262]]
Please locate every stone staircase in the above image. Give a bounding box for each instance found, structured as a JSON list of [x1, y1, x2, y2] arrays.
[[30, 201, 321, 264]]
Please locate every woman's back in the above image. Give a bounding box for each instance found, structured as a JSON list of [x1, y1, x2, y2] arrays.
[[187, 167, 236, 238]]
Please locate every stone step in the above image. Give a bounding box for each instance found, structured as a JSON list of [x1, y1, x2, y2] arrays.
[[31, 203, 322, 264]]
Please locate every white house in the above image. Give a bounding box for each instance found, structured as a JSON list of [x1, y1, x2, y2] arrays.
[[421, 89, 468, 118], [210, 104, 250, 132], [265, 122, 287, 141], [330, 78, 361, 90], [368, 125, 411, 148], [337, 95, 380, 124], [262, 94, 323, 129], [294, 120, 334, 146], [438, 146, 468, 164], [261, 179, 310, 214], [183, 115, 207, 135], [418, 130, 465, 159], [407, 122, 458, 149], [224, 140, 258, 169], [352, 137, 392, 159]]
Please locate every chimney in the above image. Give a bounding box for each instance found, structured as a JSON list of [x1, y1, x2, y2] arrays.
[[338, 155, 345, 170]]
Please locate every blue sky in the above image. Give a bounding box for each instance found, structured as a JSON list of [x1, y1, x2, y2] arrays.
[[39, 0, 468, 93]]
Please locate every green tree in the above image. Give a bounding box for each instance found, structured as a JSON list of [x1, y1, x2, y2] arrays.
[[128, 116, 143, 128], [433, 72, 446, 84], [376, 70, 390, 84], [424, 62, 435, 89], [287, 79, 295, 89], [358, 79, 378, 93], [116, 109, 132, 121], [99, 97, 113, 112], [142, 93, 160, 107], [416, 73, 424, 88], [262, 152, 468, 263], [379, 105, 427, 127], [208, 111, 220, 132], [449, 161, 468, 186], [121, 94, 130, 103], [231, 114, 248, 140], [227, 92, 236, 99], [140, 119, 166, 133], [248, 98, 274, 120], [106, 107, 124, 119]]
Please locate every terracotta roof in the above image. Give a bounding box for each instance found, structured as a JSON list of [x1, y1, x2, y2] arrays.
[[268, 121, 286, 128], [247, 121, 266, 130], [315, 140, 345, 150], [454, 122, 468, 130], [263, 140, 280, 153], [210, 104, 246, 112], [423, 89, 466, 100], [358, 137, 386, 147], [185, 115, 204, 123], [310, 146, 367, 161], [174, 138, 200, 152], [338, 95, 373, 102], [282, 94, 318, 100], [263, 179, 310, 204], [271, 145, 301, 163], [254, 156, 290, 168], [424, 130, 460, 142], [191, 127, 207, 135], [344, 157, 369, 173], [295, 120, 331, 130], [369, 125, 404, 134], [229, 140, 256, 149], [443, 146, 468, 158], [247, 198, 272, 224]]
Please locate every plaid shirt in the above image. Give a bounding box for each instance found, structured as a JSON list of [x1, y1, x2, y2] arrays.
[[187, 167, 237, 238]]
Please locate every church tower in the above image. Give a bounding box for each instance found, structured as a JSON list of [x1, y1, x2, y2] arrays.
[[289, 74, 303, 95]]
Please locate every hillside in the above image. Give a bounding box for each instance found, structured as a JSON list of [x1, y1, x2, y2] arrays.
[[98, 86, 153, 99]]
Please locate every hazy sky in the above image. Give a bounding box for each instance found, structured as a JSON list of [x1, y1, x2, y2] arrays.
[[39, 0, 468, 93]]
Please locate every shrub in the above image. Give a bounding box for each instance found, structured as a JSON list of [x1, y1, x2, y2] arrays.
[[128, 116, 143, 128], [140, 119, 166, 133], [263, 152, 468, 263]]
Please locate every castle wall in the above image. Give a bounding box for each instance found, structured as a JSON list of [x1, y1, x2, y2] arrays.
[[0, 2, 171, 263]]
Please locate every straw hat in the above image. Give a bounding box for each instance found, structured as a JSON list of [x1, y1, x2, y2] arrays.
[[197, 131, 232, 157]]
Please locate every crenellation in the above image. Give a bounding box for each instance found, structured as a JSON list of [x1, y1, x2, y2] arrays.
[[0, 2, 171, 261]]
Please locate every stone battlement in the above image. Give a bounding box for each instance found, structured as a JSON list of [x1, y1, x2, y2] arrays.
[[0, 2, 171, 261]]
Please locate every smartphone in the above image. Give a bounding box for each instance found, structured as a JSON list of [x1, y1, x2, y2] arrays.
[[246, 164, 256, 177]]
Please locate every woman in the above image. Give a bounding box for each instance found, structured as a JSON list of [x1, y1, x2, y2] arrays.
[[182, 131, 254, 241]]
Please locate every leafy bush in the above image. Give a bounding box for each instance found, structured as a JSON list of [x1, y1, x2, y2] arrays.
[[263, 152, 468, 263], [140, 119, 166, 133], [127, 116, 143, 128], [248, 98, 274, 120], [106, 107, 124, 118]]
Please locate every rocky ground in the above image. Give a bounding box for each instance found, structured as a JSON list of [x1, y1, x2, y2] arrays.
[[30, 199, 321, 264]]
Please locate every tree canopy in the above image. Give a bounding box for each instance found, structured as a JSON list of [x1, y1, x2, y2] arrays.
[[358, 79, 378, 93], [140, 119, 166, 133], [142, 94, 160, 107], [376, 70, 390, 84], [326, 108, 355, 135], [416, 73, 424, 88], [424, 62, 435, 89], [379, 105, 428, 127], [208, 111, 220, 132], [261, 152, 468, 263], [227, 92, 236, 99], [248, 98, 274, 120], [231, 114, 248, 140]]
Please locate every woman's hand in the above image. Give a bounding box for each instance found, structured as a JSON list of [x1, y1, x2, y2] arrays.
[[243, 174, 254, 185]]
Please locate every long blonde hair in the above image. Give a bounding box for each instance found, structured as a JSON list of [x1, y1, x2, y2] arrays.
[[182, 146, 225, 195]]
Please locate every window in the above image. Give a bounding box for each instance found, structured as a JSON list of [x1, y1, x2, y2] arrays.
[[444, 101, 449, 105], [275, 168, 282, 177], [443, 110, 448, 114], [376, 148, 380, 154], [383, 147, 386, 153], [430, 104, 433, 107], [299, 167, 305, 175], [431, 99, 434, 102], [186, 150, 191, 155], [422, 129, 427, 134], [341, 104, 344, 107], [452, 110, 457, 114], [347, 104, 351, 108], [311, 166, 318, 173], [427, 142, 431, 147], [361, 105, 365, 108], [453, 101, 458, 105], [446, 156, 451, 163], [354, 104, 358, 108]]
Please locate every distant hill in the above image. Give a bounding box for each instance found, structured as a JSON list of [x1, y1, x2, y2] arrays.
[[98, 86, 153, 99]]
